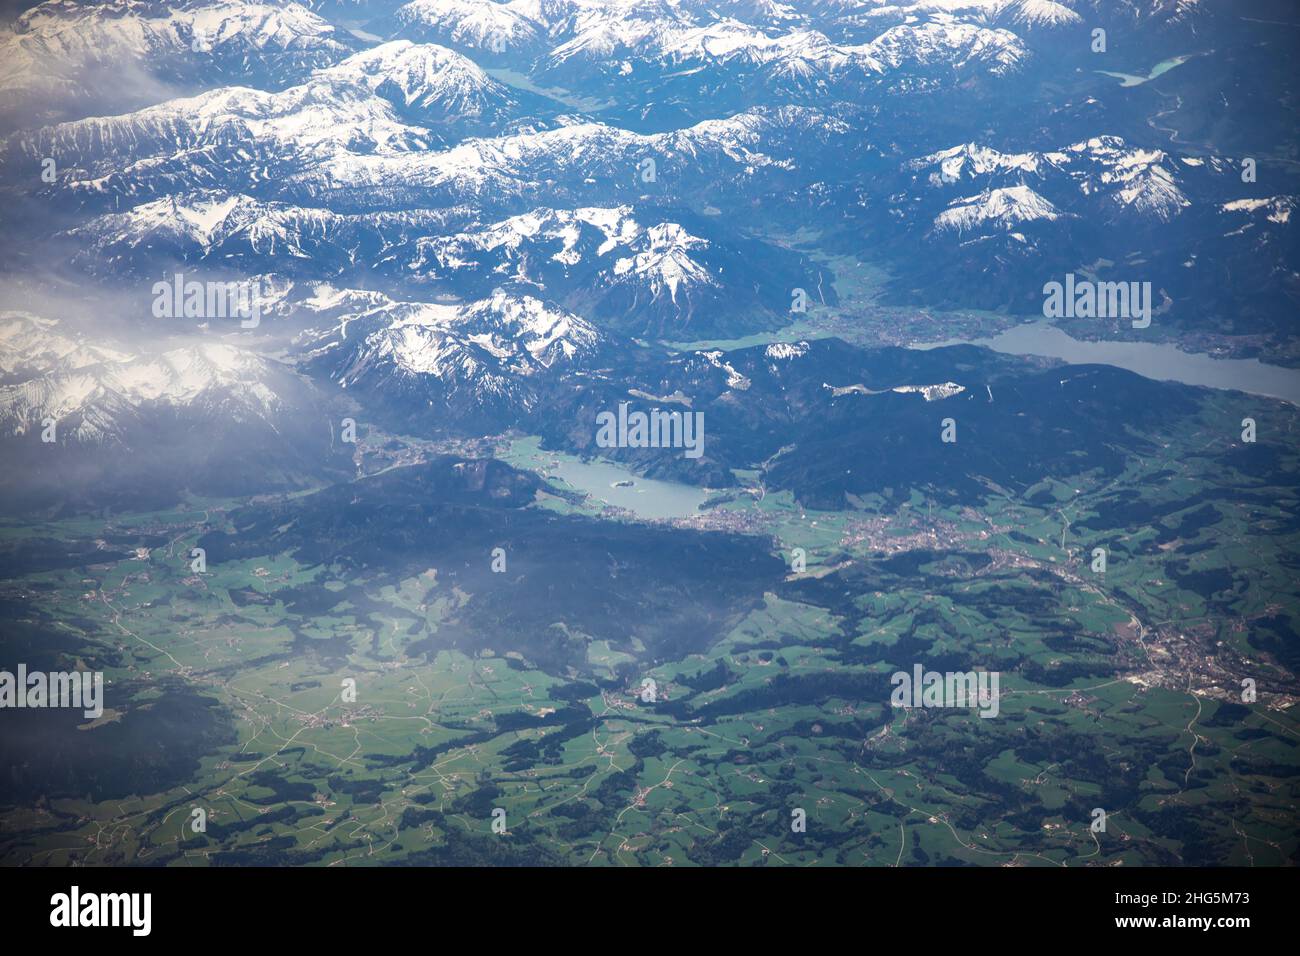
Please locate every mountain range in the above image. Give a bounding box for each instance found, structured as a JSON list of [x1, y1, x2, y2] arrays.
[[0, 0, 1296, 513]]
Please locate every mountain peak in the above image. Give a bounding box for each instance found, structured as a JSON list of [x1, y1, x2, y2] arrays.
[[316, 39, 514, 117], [934, 184, 1062, 235]]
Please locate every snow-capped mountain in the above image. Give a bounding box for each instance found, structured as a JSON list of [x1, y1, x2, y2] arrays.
[[386, 0, 1029, 111], [63, 195, 824, 338], [540, 17, 884, 83], [10, 64, 862, 215], [907, 141, 1058, 183], [1221, 196, 1295, 229], [393, 0, 547, 56], [860, 18, 1026, 80], [604, 221, 717, 310], [317, 39, 520, 124], [906, 136, 1192, 228], [998, 0, 1083, 28], [820, 0, 1198, 32], [13, 81, 431, 171], [64, 192, 472, 276], [0, 324, 350, 510], [0, 0, 355, 130], [0, 312, 132, 381], [533, 11, 1027, 103], [0, 316, 331, 443], [932, 184, 1063, 235], [299, 290, 605, 428], [830, 0, 1080, 30], [269, 105, 859, 214], [405, 205, 828, 337], [6, 39, 522, 181], [860, 129, 1292, 330], [410, 207, 722, 305], [0, 0, 1294, 397], [1062, 137, 1190, 223], [1, 340, 287, 443], [411, 205, 650, 273]]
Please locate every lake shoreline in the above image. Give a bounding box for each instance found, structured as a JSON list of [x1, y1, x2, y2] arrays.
[[911, 320, 1300, 406]]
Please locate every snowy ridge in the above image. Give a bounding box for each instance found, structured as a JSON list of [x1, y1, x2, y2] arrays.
[[544, 17, 885, 80], [1221, 196, 1294, 226], [910, 136, 1191, 225], [765, 341, 810, 360], [610, 223, 717, 303], [287, 105, 842, 203], [861, 18, 1027, 76], [395, 0, 546, 51], [0, 339, 289, 444], [934, 185, 1062, 234], [65, 192, 467, 268], [0, 0, 352, 121], [538, 9, 1031, 89], [892, 381, 966, 401], [303, 290, 602, 411], [10, 40, 517, 170], [844, 0, 1080, 28], [313, 40, 516, 118], [410, 207, 720, 304], [412, 205, 645, 270], [907, 142, 1055, 183], [1071, 137, 1188, 222], [0, 312, 132, 379]]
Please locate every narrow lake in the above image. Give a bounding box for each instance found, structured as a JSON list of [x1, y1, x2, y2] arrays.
[[1096, 54, 1194, 87], [915, 321, 1300, 406]]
